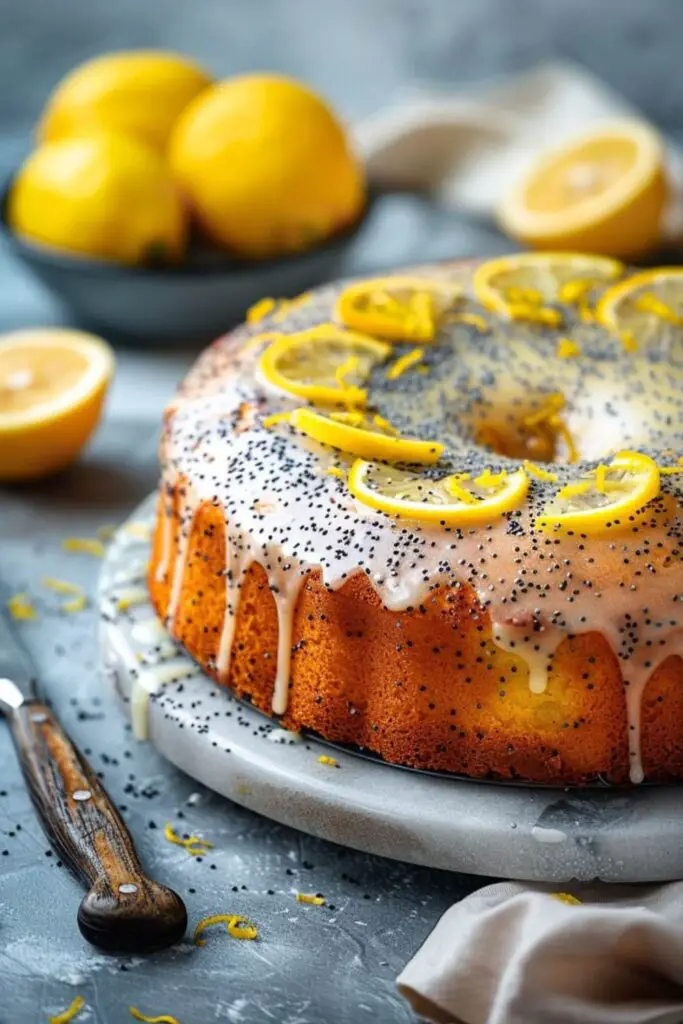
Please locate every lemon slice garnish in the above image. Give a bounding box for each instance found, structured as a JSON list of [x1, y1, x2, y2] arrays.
[[348, 460, 529, 525], [290, 407, 443, 464], [596, 267, 683, 352], [335, 276, 461, 342], [535, 450, 660, 532], [257, 325, 390, 407], [0, 328, 114, 482], [497, 119, 667, 259], [473, 252, 623, 320]]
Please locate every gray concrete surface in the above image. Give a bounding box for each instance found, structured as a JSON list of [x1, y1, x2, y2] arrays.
[[0, 2, 680, 1021]]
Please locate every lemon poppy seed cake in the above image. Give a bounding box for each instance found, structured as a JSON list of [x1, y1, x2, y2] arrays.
[[149, 253, 683, 785]]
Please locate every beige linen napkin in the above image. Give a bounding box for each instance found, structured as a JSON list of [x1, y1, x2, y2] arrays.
[[355, 61, 683, 238], [398, 881, 683, 1024]]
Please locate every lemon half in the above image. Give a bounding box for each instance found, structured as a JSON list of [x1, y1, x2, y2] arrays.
[[0, 329, 114, 481], [498, 120, 667, 259]]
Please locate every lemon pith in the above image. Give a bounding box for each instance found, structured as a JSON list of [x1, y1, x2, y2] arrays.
[[348, 460, 529, 525], [290, 407, 443, 464], [0, 329, 114, 481], [335, 276, 461, 342], [535, 451, 660, 532], [257, 325, 389, 406]]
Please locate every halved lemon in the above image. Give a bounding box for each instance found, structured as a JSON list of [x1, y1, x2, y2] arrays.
[[498, 120, 667, 259], [0, 328, 114, 481], [257, 325, 390, 406], [596, 267, 683, 351], [348, 460, 529, 525], [535, 450, 660, 533], [290, 407, 443, 464], [473, 252, 623, 318], [335, 276, 461, 342]]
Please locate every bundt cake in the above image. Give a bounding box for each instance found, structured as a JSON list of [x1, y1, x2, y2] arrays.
[[149, 253, 683, 785]]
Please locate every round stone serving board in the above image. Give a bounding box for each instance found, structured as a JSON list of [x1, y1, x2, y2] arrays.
[[99, 495, 683, 884]]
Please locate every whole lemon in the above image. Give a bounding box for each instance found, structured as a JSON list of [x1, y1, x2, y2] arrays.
[[9, 132, 187, 265], [39, 50, 212, 151], [169, 74, 366, 259]]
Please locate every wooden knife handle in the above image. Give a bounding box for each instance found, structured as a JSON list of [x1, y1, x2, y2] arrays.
[[9, 700, 187, 953]]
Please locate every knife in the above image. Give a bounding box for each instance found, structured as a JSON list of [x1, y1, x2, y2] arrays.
[[0, 611, 187, 953]]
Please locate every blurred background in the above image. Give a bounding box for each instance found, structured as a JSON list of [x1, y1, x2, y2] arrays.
[[1, 0, 681, 422]]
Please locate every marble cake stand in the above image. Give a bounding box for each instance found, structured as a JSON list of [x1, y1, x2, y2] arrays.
[[99, 496, 683, 884]]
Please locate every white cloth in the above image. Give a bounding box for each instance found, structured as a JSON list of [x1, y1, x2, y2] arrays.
[[398, 881, 683, 1024], [355, 61, 683, 237]]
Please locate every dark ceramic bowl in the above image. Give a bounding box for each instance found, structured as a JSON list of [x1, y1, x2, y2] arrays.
[[0, 177, 376, 344]]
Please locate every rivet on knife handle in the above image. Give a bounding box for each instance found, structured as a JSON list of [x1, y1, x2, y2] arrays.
[[9, 700, 187, 953]]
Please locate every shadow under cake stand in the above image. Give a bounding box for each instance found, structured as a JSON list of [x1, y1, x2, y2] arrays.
[[99, 495, 683, 884]]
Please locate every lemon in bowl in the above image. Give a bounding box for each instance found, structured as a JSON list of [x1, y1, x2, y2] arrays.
[[8, 131, 187, 266], [169, 73, 366, 259], [38, 49, 212, 152]]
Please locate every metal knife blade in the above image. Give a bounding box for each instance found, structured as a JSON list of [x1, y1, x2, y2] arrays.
[[0, 611, 38, 713]]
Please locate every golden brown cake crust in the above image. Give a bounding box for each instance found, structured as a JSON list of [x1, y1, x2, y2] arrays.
[[149, 259, 683, 785]]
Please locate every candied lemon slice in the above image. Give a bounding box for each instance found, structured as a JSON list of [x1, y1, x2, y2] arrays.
[[257, 325, 390, 407], [348, 460, 529, 525], [497, 120, 667, 259], [290, 407, 443, 464], [473, 252, 623, 319], [535, 450, 660, 532], [335, 276, 460, 342], [596, 267, 683, 352]]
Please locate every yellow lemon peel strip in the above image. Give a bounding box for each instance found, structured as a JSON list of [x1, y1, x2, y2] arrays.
[[193, 914, 258, 946], [262, 411, 292, 429], [386, 347, 424, 381], [247, 297, 277, 323], [42, 576, 83, 595], [523, 461, 559, 483], [62, 594, 87, 614], [634, 293, 683, 325], [63, 537, 105, 558], [556, 338, 582, 359], [163, 822, 213, 857], [7, 592, 37, 621], [473, 468, 508, 489], [296, 893, 325, 905], [506, 303, 562, 327], [130, 1009, 181, 1024], [49, 996, 86, 1024], [318, 755, 338, 766], [325, 467, 346, 479], [551, 892, 583, 906], [447, 311, 490, 332]]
